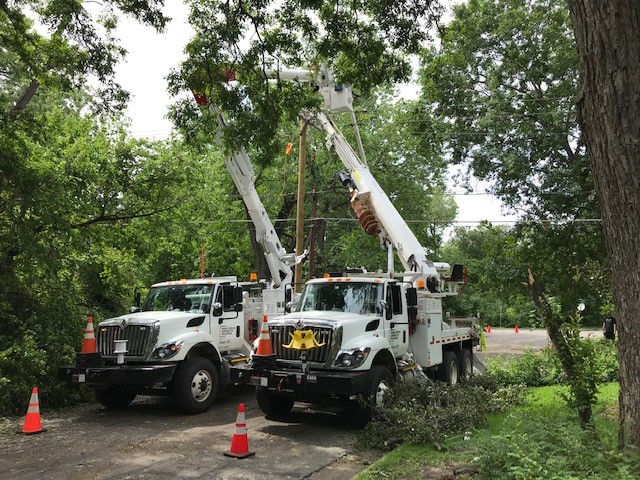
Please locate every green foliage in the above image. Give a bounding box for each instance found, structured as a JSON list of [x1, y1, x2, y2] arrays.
[[427, 0, 610, 329], [357, 384, 639, 480], [486, 339, 618, 387], [355, 376, 526, 451], [420, 0, 590, 219], [476, 385, 638, 480], [442, 221, 610, 326], [169, 0, 444, 164]]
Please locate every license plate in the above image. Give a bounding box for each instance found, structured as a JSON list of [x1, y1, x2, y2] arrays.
[[72, 373, 86, 383], [250, 376, 268, 387], [307, 374, 317, 383]]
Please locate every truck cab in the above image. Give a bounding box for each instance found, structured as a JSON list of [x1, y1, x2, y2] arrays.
[[232, 272, 476, 423], [59, 277, 259, 414]]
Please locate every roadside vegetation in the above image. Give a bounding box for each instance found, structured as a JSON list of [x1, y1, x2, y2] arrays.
[[355, 341, 632, 479]]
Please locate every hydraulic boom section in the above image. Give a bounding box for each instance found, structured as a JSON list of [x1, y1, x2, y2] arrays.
[[315, 111, 439, 280], [208, 105, 296, 289], [263, 66, 440, 281]]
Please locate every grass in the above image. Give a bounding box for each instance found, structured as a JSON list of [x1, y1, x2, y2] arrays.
[[355, 383, 633, 480]]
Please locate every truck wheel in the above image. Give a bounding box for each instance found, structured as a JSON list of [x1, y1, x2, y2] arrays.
[[456, 349, 473, 382], [438, 351, 459, 385], [357, 366, 394, 425], [173, 357, 218, 414], [256, 387, 294, 418], [94, 386, 136, 409]]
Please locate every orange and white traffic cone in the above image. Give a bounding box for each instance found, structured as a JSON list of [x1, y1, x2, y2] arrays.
[[486, 325, 492, 333], [252, 314, 275, 365], [514, 325, 519, 334], [20, 387, 46, 435], [81, 316, 97, 353], [224, 403, 255, 459]]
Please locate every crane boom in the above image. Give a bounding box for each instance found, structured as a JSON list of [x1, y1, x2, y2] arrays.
[[314, 111, 439, 279], [208, 105, 296, 289]]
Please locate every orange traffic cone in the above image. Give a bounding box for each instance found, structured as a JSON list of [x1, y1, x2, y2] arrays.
[[224, 403, 255, 459], [81, 316, 97, 353], [253, 314, 275, 363], [20, 387, 46, 435], [514, 325, 519, 333], [486, 325, 491, 333]]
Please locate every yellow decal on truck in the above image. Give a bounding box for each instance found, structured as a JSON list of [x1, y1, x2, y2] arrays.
[[282, 330, 326, 350]]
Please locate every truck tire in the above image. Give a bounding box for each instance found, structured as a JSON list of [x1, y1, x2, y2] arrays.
[[357, 365, 394, 425], [456, 349, 473, 382], [256, 387, 294, 418], [172, 357, 218, 414], [94, 386, 136, 409], [438, 351, 459, 385]]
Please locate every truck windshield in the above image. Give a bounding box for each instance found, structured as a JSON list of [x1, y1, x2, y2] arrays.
[[141, 285, 214, 313], [298, 282, 382, 315]]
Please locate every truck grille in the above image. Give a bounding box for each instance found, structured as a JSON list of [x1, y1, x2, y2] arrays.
[[270, 325, 334, 363], [97, 325, 154, 357]]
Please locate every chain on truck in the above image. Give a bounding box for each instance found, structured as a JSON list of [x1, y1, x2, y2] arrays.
[[58, 98, 304, 414], [228, 66, 482, 423]]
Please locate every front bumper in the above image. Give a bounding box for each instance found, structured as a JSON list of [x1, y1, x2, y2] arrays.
[[230, 363, 369, 397], [57, 363, 177, 388]]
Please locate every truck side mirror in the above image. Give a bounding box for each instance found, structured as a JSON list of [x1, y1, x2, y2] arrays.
[[234, 286, 243, 312], [285, 285, 292, 304], [234, 286, 243, 303], [406, 287, 417, 308], [380, 300, 392, 320], [284, 285, 292, 313], [212, 302, 223, 317], [134, 290, 141, 308]]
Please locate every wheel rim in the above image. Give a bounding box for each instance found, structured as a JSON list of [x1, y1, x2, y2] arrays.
[[449, 360, 459, 385], [375, 379, 391, 408], [190, 369, 213, 403], [464, 357, 472, 378]]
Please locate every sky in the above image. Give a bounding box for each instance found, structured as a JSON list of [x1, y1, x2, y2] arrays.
[[113, 2, 519, 229]]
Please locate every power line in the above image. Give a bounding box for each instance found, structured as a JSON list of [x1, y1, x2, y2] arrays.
[[192, 217, 601, 226]]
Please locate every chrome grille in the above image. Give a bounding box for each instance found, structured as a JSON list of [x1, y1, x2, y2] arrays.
[[97, 325, 153, 357], [270, 325, 334, 363]]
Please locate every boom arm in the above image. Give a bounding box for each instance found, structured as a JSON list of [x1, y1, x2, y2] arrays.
[[209, 105, 296, 289], [262, 66, 440, 280], [314, 111, 439, 280]]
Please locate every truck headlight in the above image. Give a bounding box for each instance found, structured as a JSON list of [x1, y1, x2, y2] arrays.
[[151, 341, 184, 360], [334, 348, 370, 368]]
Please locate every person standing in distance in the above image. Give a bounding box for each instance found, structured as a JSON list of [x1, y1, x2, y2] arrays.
[[602, 310, 617, 340]]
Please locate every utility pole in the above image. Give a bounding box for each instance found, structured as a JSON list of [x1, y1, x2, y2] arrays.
[[295, 116, 309, 292]]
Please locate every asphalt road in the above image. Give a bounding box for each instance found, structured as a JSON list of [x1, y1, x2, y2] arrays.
[[0, 385, 377, 480], [1, 328, 601, 480]]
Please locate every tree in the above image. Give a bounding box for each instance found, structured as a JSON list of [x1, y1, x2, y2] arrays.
[[418, 0, 592, 220], [566, 1, 640, 450], [417, 0, 608, 321], [168, 0, 443, 166], [0, 1, 183, 413]]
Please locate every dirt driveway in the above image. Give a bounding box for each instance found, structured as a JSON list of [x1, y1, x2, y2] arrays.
[[0, 328, 594, 480]]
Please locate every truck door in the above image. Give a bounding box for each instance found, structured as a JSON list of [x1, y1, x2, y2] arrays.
[[211, 283, 244, 352], [384, 283, 409, 357]]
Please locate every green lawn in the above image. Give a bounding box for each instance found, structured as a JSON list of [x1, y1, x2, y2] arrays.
[[355, 383, 636, 480]]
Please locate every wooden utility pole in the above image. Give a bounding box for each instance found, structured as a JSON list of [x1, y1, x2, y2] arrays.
[[294, 117, 309, 292]]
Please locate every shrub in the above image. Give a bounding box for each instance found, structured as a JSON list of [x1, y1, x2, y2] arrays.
[[485, 339, 618, 387], [355, 376, 526, 451], [476, 409, 639, 479]]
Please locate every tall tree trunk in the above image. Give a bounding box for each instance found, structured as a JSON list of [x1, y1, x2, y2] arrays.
[[566, 1, 640, 449]]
